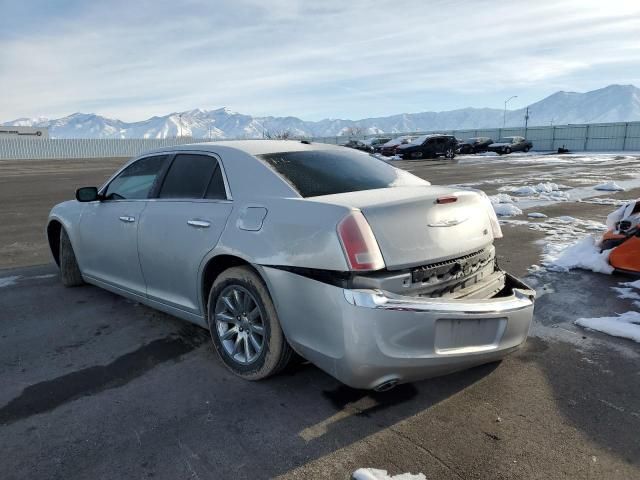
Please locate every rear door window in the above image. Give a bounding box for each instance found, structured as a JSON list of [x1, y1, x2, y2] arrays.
[[258, 149, 427, 198], [158, 154, 223, 199]]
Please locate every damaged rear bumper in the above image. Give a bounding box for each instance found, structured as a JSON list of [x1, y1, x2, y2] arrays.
[[260, 266, 535, 390]]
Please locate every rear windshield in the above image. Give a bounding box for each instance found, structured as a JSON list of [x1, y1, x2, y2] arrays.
[[258, 149, 428, 198]]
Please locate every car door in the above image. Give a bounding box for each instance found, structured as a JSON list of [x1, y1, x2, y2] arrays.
[[137, 152, 233, 315], [77, 154, 169, 295]]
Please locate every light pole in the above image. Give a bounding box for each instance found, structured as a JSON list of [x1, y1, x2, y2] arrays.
[[178, 113, 183, 138], [503, 95, 517, 128]]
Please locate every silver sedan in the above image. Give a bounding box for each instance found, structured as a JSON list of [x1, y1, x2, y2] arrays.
[[47, 140, 535, 390]]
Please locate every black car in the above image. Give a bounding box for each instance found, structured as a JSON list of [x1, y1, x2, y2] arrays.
[[457, 137, 494, 154], [396, 134, 458, 159], [343, 139, 369, 151], [367, 137, 392, 153], [487, 136, 533, 154]]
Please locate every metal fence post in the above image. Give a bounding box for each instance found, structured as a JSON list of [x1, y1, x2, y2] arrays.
[[583, 124, 589, 151], [622, 122, 629, 151]]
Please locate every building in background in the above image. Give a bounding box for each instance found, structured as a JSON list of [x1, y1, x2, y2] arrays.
[[0, 126, 49, 139]]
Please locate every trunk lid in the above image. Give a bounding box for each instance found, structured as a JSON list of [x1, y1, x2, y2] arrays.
[[313, 186, 496, 270]]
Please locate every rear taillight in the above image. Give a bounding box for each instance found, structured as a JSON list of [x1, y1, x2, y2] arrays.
[[436, 195, 457, 204], [337, 211, 385, 271]]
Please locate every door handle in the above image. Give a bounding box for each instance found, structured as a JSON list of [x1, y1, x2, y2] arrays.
[[187, 219, 211, 228], [119, 216, 135, 223]]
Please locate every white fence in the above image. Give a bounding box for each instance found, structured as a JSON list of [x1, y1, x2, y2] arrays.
[[1, 121, 639, 160], [0, 137, 210, 160], [311, 121, 640, 152]]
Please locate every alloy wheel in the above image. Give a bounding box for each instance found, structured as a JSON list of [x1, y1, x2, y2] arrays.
[[215, 285, 265, 365]]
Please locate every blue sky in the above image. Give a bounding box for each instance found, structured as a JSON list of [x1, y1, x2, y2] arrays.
[[1, 0, 639, 122]]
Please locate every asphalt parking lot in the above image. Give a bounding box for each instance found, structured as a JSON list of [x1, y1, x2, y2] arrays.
[[1, 153, 639, 479]]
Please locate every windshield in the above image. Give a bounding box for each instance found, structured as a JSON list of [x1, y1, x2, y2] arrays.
[[497, 138, 513, 143], [410, 135, 429, 145], [258, 149, 428, 198]]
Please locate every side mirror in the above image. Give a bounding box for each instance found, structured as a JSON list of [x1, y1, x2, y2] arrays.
[[76, 186, 99, 202]]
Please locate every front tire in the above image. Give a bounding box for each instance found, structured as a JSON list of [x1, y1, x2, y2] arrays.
[[504, 147, 512, 154], [59, 228, 84, 287], [207, 266, 293, 380], [445, 147, 455, 159]]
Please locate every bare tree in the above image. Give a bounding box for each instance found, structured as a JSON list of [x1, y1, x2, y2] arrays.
[[264, 129, 293, 140], [342, 126, 363, 137]]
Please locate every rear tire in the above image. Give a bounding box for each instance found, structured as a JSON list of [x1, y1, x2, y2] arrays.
[[59, 228, 84, 287], [207, 266, 293, 380], [504, 147, 512, 154], [445, 148, 455, 159], [523, 146, 530, 153]]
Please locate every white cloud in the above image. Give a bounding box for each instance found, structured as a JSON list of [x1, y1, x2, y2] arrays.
[[1, 0, 639, 121]]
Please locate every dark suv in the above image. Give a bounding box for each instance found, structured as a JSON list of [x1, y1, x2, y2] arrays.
[[396, 134, 458, 159]]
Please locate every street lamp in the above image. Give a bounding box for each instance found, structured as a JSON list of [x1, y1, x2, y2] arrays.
[[178, 114, 183, 138], [503, 95, 518, 128]]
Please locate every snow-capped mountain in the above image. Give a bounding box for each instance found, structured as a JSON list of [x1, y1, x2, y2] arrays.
[[5, 85, 640, 139]]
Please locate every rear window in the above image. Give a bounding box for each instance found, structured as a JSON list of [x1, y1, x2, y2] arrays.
[[258, 149, 427, 198]]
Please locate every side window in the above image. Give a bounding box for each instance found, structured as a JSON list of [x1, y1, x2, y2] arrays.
[[158, 154, 220, 199], [104, 155, 167, 200], [205, 165, 227, 199]]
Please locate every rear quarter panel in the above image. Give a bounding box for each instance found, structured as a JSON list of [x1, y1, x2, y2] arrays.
[[210, 197, 351, 271]]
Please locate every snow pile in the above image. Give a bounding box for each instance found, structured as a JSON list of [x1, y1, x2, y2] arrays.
[[529, 216, 610, 273], [594, 181, 625, 191], [612, 287, 640, 300], [0, 276, 20, 288], [499, 182, 570, 202], [528, 212, 548, 218], [489, 193, 523, 217], [575, 311, 640, 343], [511, 182, 561, 196], [476, 151, 499, 157], [578, 197, 629, 206], [353, 469, 427, 480], [548, 236, 613, 274]]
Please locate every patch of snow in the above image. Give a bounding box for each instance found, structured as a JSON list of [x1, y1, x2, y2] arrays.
[[579, 197, 630, 207], [493, 203, 523, 217], [527, 212, 548, 218], [575, 311, 640, 343], [510, 182, 561, 196], [489, 193, 517, 204], [594, 181, 625, 191], [476, 151, 499, 156], [612, 287, 640, 301], [353, 469, 427, 480], [0, 276, 20, 288], [622, 279, 640, 289], [547, 236, 613, 274], [489, 193, 523, 216]]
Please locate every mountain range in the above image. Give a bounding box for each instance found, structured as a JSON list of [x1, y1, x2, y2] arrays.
[[4, 84, 640, 139]]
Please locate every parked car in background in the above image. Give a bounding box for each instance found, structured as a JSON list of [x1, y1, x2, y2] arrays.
[[47, 140, 534, 390], [457, 137, 494, 154], [380, 136, 415, 156], [343, 139, 369, 151], [487, 136, 532, 154], [396, 134, 458, 160], [366, 137, 392, 154]]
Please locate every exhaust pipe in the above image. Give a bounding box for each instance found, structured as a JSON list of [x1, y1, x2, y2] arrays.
[[373, 379, 398, 392]]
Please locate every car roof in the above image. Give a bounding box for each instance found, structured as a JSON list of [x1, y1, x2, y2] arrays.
[[146, 139, 348, 156]]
